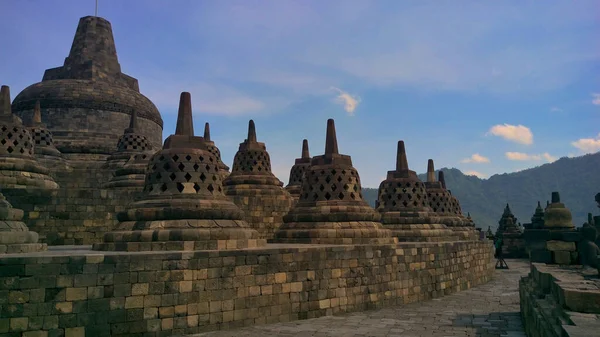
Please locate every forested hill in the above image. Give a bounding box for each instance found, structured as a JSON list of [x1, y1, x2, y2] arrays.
[[362, 152, 600, 231]]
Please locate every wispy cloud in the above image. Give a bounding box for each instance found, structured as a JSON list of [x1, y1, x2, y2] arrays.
[[592, 93, 600, 105], [571, 133, 600, 153], [550, 107, 563, 112], [330, 87, 360, 115], [460, 153, 490, 164], [488, 124, 533, 145], [505, 152, 557, 162], [464, 170, 487, 178]]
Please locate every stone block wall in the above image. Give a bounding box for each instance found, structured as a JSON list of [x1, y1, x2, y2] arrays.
[[3, 160, 144, 246], [524, 229, 581, 265], [0, 240, 494, 337], [519, 263, 600, 337]]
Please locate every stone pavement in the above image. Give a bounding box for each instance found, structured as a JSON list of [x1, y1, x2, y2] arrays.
[[190, 259, 529, 337]]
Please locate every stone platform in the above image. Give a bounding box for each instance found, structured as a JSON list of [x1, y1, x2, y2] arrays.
[[520, 263, 600, 337], [0, 241, 493, 337], [190, 259, 530, 337]]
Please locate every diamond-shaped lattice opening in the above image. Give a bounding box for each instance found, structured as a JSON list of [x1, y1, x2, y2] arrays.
[[176, 182, 184, 192], [172, 154, 179, 162], [312, 193, 319, 201], [212, 174, 217, 181], [324, 192, 331, 200], [193, 183, 201, 193], [331, 184, 337, 191], [204, 164, 210, 172], [7, 132, 13, 139], [257, 167, 262, 171], [200, 173, 207, 182], [325, 176, 331, 183], [185, 155, 192, 161], [209, 156, 214, 162], [148, 185, 154, 192], [13, 140, 18, 146], [159, 155, 165, 161], [193, 163, 200, 171], [392, 201, 397, 206], [338, 192, 344, 200], [155, 172, 162, 180], [199, 156, 204, 162], [353, 185, 358, 192], [160, 183, 168, 192], [350, 193, 355, 200], [0, 126, 6, 132], [19, 148, 25, 154], [169, 173, 177, 181], [163, 162, 170, 170], [402, 201, 408, 207], [6, 146, 13, 153], [207, 184, 214, 193], [343, 184, 350, 191], [337, 176, 343, 183], [178, 163, 185, 171], [319, 184, 325, 191], [184, 173, 192, 182]]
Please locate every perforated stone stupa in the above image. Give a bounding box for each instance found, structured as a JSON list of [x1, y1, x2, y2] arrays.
[[103, 152, 151, 190], [0, 85, 58, 192], [496, 204, 526, 257], [94, 92, 263, 251], [223, 120, 293, 239], [0, 191, 47, 254], [202, 122, 230, 179], [24, 100, 69, 169], [12, 16, 163, 156], [423, 160, 474, 239], [103, 110, 152, 169], [274, 119, 396, 244], [285, 139, 311, 203], [375, 141, 456, 242]]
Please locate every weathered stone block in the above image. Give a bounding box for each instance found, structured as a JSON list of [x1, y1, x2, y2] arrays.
[[546, 241, 576, 252]]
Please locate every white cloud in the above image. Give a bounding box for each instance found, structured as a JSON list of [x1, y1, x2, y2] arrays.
[[571, 133, 600, 153], [464, 170, 487, 179], [505, 152, 557, 162], [550, 107, 563, 112], [460, 153, 490, 164], [330, 87, 360, 115], [488, 124, 533, 145], [592, 93, 600, 106]]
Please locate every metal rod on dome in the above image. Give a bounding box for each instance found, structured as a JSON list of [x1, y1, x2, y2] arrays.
[[95, 0, 98, 17]]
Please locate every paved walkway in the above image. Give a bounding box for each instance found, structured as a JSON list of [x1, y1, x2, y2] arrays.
[[192, 259, 529, 337]]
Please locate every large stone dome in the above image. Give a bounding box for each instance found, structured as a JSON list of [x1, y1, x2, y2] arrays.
[[12, 16, 163, 155]]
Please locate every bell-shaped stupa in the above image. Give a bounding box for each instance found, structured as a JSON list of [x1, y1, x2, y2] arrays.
[[104, 110, 153, 169], [202, 122, 230, 179], [529, 201, 545, 229], [543, 192, 574, 230], [274, 119, 396, 244], [12, 16, 163, 156], [0, 85, 58, 192], [24, 100, 69, 169], [223, 120, 293, 239], [103, 152, 151, 191], [375, 141, 456, 242], [94, 92, 263, 251], [497, 204, 520, 235], [285, 139, 311, 203], [0, 192, 47, 254]]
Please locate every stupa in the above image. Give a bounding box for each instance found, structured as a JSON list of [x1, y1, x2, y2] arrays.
[[103, 152, 151, 191], [424, 160, 473, 239], [103, 110, 153, 169], [439, 171, 478, 237], [223, 120, 293, 239], [496, 204, 526, 257], [543, 192, 574, 230], [375, 141, 456, 242], [94, 92, 263, 251], [528, 201, 545, 229], [0, 85, 58, 192], [24, 100, 69, 169], [0, 193, 46, 254], [274, 119, 396, 245], [285, 139, 311, 203], [202, 123, 230, 179], [12, 16, 163, 156]]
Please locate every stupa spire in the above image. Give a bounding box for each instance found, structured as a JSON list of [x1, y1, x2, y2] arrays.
[[175, 92, 194, 136], [33, 101, 42, 124], [395, 141, 409, 171], [124, 110, 138, 134], [247, 120, 257, 142], [301, 139, 310, 159], [204, 122, 211, 141], [551, 191, 560, 203], [439, 170, 447, 189], [427, 159, 436, 182], [324, 118, 339, 155], [0, 85, 11, 116]]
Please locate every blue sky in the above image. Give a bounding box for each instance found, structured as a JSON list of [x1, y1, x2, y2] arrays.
[[1, 0, 599, 187]]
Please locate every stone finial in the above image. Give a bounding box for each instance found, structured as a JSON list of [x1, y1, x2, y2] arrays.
[[427, 159, 436, 182], [301, 139, 310, 159], [551, 191, 560, 203], [439, 171, 447, 189], [395, 141, 409, 171], [175, 92, 194, 137], [33, 101, 42, 124], [204, 122, 211, 141], [247, 120, 257, 143], [325, 118, 339, 155], [0, 85, 11, 116], [124, 110, 138, 134], [588, 213, 595, 226]]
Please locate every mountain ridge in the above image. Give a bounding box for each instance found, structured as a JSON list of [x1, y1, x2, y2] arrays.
[[361, 152, 600, 231]]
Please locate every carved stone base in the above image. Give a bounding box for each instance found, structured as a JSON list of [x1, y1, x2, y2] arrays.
[[0, 243, 47, 254], [273, 221, 398, 245]]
